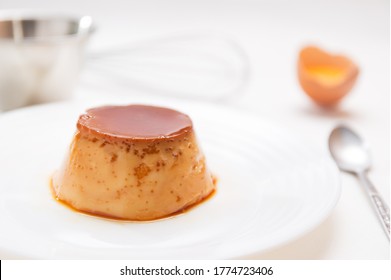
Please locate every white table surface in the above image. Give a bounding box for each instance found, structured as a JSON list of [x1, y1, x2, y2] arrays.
[[1, 0, 389, 259]]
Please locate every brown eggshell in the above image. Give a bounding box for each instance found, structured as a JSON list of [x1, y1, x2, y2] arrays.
[[298, 46, 359, 106]]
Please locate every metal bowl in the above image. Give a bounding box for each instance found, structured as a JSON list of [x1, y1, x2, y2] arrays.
[[0, 12, 94, 111]]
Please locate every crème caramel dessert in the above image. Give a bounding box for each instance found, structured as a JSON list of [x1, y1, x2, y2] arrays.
[[51, 105, 215, 221]]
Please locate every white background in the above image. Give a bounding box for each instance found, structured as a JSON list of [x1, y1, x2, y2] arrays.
[[0, 0, 389, 259]]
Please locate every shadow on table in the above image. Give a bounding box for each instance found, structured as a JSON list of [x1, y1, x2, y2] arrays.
[[298, 105, 362, 120], [242, 214, 336, 259]]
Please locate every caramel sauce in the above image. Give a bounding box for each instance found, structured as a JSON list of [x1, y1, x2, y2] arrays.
[[50, 178, 216, 223], [77, 105, 193, 142]]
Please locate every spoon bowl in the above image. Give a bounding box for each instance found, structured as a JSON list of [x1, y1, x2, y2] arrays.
[[329, 125, 371, 173]]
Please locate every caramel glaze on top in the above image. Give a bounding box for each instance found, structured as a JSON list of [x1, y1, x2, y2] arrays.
[[77, 105, 193, 142]]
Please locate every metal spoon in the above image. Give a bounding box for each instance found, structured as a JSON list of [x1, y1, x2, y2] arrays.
[[329, 125, 390, 240]]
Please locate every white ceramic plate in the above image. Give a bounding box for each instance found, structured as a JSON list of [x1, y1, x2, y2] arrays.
[[0, 100, 340, 259]]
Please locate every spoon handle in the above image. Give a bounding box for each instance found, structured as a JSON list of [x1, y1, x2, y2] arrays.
[[357, 172, 390, 240]]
